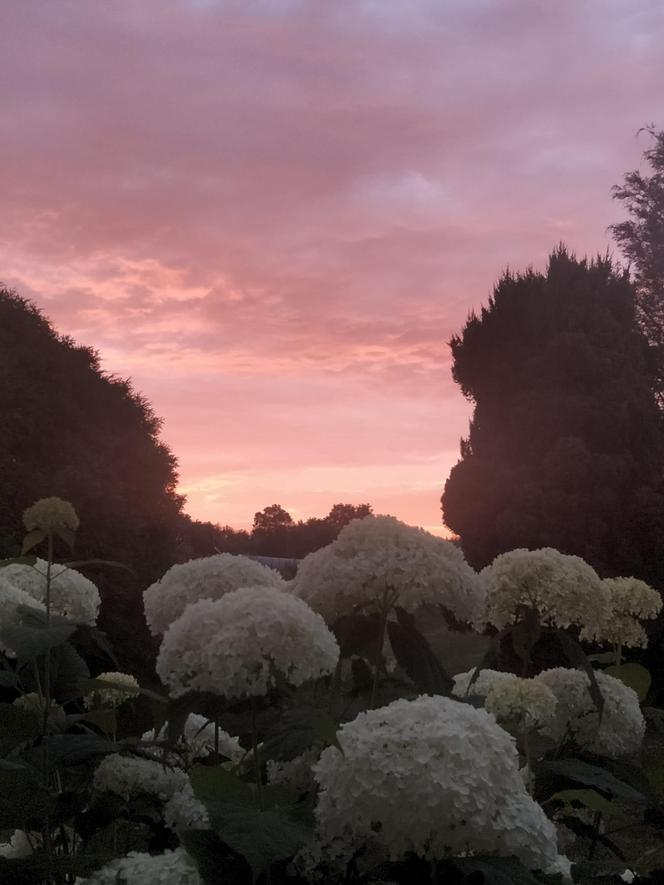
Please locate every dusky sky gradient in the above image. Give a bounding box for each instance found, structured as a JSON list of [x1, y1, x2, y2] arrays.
[[1, 1, 663, 534]]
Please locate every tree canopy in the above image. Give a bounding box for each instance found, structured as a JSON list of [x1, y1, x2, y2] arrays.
[[611, 126, 664, 389], [0, 287, 184, 672], [441, 247, 664, 583]]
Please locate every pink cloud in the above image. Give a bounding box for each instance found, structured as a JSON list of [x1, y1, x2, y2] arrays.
[[1, 0, 662, 532]]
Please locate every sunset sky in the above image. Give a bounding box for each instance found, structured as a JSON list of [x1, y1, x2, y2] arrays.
[[2, 1, 663, 534]]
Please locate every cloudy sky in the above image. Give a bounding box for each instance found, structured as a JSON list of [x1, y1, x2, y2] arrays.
[[1, 1, 662, 533]]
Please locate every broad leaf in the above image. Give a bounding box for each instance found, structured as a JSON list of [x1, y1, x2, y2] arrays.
[[0, 606, 77, 660], [261, 706, 340, 763], [41, 733, 116, 767], [555, 630, 604, 720], [537, 759, 646, 803], [332, 613, 382, 661], [21, 529, 46, 555], [604, 663, 651, 702], [452, 856, 543, 885], [510, 607, 541, 670], [550, 788, 621, 817], [387, 609, 453, 695], [190, 765, 254, 805], [0, 703, 41, 754], [210, 803, 312, 876], [181, 830, 249, 885]]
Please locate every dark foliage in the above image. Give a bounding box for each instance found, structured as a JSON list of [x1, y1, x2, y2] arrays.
[[0, 286, 184, 676], [178, 502, 374, 560], [440, 247, 664, 586], [611, 126, 664, 394]]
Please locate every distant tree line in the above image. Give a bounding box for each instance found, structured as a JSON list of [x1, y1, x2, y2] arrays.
[[178, 501, 374, 561]]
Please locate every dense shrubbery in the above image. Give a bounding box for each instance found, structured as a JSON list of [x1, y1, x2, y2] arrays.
[[1, 502, 664, 884]]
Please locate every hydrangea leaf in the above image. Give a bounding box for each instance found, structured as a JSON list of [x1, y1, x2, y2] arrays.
[[604, 663, 651, 702]]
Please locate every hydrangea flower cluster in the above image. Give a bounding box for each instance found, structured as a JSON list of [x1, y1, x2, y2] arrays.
[[485, 677, 557, 731], [85, 672, 140, 709], [583, 577, 662, 648], [23, 496, 79, 534], [81, 848, 201, 885], [0, 829, 33, 859], [93, 754, 188, 802], [452, 668, 517, 699], [481, 547, 609, 633], [294, 515, 485, 625], [535, 668, 645, 758], [143, 553, 286, 635], [313, 695, 569, 877], [163, 782, 210, 834], [157, 585, 340, 699], [0, 579, 46, 657], [2, 558, 100, 624], [267, 749, 320, 794], [143, 713, 243, 764]]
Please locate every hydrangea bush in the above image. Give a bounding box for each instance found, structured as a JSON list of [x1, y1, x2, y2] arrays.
[[1, 499, 662, 885], [143, 552, 286, 635]]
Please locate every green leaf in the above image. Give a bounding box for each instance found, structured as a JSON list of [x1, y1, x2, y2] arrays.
[[555, 630, 604, 720], [210, 804, 312, 877], [550, 788, 621, 817], [387, 608, 453, 696], [604, 663, 651, 702], [0, 703, 42, 754], [0, 765, 50, 828], [537, 759, 646, 803], [42, 733, 115, 767], [55, 527, 76, 550], [48, 641, 90, 702], [332, 613, 382, 661], [62, 558, 134, 575], [261, 706, 340, 762], [83, 707, 118, 735], [21, 529, 46, 555], [452, 856, 543, 885], [0, 555, 37, 568], [511, 607, 541, 666], [0, 670, 18, 688], [644, 706, 664, 734], [181, 830, 249, 885], [646, 759, 664, 800], [0, 606, 77, 660], [190, 765, 255, 805]]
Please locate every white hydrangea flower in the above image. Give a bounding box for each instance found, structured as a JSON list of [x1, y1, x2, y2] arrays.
[[294, 515, 485, 625], [267, 749, 320, 794], [481, 547, 609, 633], [93, 754, 188, 802], [314, 695, 569, 876], [583, 577, 662, 647], [163, 781, 210, 834], [85, 672, 140, 709], [81, 848, 201, 885], [452, 668, 518, 699], [2, 558, 100, 625], [143, 553, 286, 636], [0, 829, 33, 859], [535, 668, 645, 757], [485, 677, 557, 731], [23, 497, 79, 534], [157, 585, 339, 699], [143, 713, 243, 764], [0, 578, 48, 657]]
